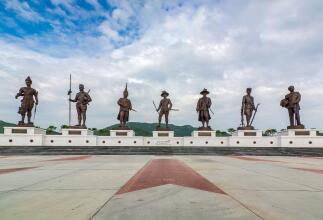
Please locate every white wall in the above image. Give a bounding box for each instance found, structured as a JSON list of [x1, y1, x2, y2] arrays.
[[1, 127, 323, 148]]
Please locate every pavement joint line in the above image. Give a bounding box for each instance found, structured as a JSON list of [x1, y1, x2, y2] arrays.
[[88, 193, 117, 220], [225, 191, 265, 220], [212, 160, 322, 191], [87, 158, 154, 220]]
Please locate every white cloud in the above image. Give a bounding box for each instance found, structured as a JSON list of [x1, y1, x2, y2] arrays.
[[4, 0, 43, 22], [1, 0, 323, 130]]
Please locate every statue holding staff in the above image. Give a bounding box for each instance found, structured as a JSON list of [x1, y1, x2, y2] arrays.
[[15, 76, 38, 126], [239, 88, 259, 130]]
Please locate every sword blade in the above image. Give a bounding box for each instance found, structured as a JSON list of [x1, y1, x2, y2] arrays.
[[68, 74, 72, 126], [250, 103, 260, 126], [153, 101, 158, 112]]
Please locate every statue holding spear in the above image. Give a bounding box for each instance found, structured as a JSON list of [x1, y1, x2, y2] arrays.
[[68, 75, 92, 128]]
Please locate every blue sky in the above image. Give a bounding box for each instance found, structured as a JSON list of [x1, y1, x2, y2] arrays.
[[0, 0, 323, 130]]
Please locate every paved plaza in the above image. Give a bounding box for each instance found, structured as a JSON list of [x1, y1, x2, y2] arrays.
[[0, 155, 323, 220]]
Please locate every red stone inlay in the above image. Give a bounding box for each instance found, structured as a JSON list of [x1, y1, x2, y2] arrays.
[[46, 155, 92, 161], [309, 157, 323, 160], [294, 167, 323, 174], [231, 156, 281, 163], [0, 167, 38, 175], [116, 159, 226, 195]]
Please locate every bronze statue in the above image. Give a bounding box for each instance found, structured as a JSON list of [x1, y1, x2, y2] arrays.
[[117, 84, 133, 128], [239, 88, 259, 130], [196, 88, 212, 130], [154, 91, 173, 129], [15, 76, 38, 126], [280, 85, 304, 129], [69, 84, 92, 128]]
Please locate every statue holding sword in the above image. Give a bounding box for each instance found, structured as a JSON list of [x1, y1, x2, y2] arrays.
[[238, 88, 259, 130], [117, 83, 135, 128], [15, 76, 38, 126], [153, 90, 174, 129]]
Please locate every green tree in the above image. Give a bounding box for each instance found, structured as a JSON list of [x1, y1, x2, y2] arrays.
[[61, 124, 69, 129], [264, 129, 277, 136], [227, 128, 236, 136], [46, 125, 57, 135]]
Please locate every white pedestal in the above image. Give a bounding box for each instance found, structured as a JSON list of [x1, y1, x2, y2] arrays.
[[153, 130, 174, 138], [110, 130, 135, 137], [61, 129, 93, 136], [0, 127, 46, 146], [97, 136, 144, 146], [229, 130, 278, 147], [279, 129, 317, 137], [183, 137, 228, 147], [45, 129, 95, 146], [233, 130, 263, 137], [192, 130, 216, 137], [4, 127, 46, 135], [278, 129, 323, 147], [144, 137, 183, 146]]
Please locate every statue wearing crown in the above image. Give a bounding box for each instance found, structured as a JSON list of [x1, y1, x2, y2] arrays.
[[117, 84, 133, 128]]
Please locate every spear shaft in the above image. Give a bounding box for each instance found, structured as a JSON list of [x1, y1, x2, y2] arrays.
[[68, 74, 72, 127]]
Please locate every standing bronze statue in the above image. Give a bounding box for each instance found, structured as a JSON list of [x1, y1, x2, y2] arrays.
[[69, 84, 92, 128], [117, 84, 133, 128], [196, 88, 212, 130], [238, 88, 259, 130], [154, 91, 173, 129], [280, 85, 304, 129], [15, 76, 38, 126]]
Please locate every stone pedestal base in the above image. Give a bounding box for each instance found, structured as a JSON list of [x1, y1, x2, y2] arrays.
[[153, 130, 174, 138], [45, 129, 95, 146], [278, 129, 322, 147], [61, 129, 93, 136], [287, 125, 305, 129], [110, 130, 135, 137], [233, 130, 263, 137], [237, 126, 255, 130], [279, 129, 317, 137], [4, 127, 45, 135], [192, 130, 216, 137], [1, 127, 46, 146]]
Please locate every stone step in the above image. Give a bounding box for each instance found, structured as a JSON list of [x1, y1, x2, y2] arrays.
[[0, 146, 323, 156]]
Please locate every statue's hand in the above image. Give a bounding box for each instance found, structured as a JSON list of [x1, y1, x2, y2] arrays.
[[15, 95, 18, 99], [35, 101, 39, 105]]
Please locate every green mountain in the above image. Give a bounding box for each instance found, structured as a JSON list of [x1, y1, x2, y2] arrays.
[[92, 122, 196, 137], [0, 120, 16, 133], [0, 120, 230, 137], [92, 122, 230, 137]]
